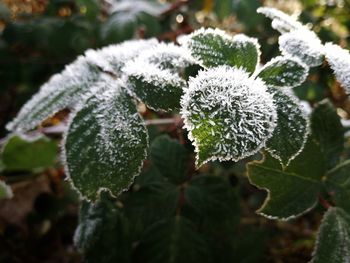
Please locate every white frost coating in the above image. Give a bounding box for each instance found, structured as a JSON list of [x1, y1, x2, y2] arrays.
[[0, 181, 13, 199], [62, 75, 148, 201], [178, 28, 261, 69], [109, 0, 169, 16], [181, 66, 277, 166], [257, 7, 303, 33], [324, 43, 350, 94], [256, 55, 309, 88], [279, 29, 325, 67], [6, 56, 101, 132], [84, 39, 159, 74], [266, 88, 310, 167], [129, 42, 196, 71]]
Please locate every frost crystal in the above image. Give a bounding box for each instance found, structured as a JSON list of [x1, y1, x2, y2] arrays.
[[6, 56, 101, 132], [324, 43, 350, 94], [181, 66, 277, 166], [279, 29, 324, 67], [63, 75, 148, 200], [84, 39, 158, 74], [257, 7, 303, 33]]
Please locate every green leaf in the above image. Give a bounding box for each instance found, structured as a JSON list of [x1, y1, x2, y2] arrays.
[[136, 216, 209, 263], [247, 139, 326, 219], [310, 207, 350, 263], [74, 192, 131, 263], [179, 28, 260, 73], [183, 175, 239, 223], [256, 56, 309, 88], [150, 135, 190, 184], [1, 134, 57, 172], [0, 181, 13, 200], [6, 57, 101, 132], [181, 66, 277, 167], [64, 77, 148, 200], [265, 89, 309, 167], [123, 43, 193, 111], [325, 160, 350, 213], [311, 99, 344, 169]]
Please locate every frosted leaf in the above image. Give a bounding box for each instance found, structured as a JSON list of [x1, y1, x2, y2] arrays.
[[279, 29, 325, 67], [310, 208, 350, 263], [181, 66, 277, 167], [266, 88, 309, 167], [84, 39, 158, 74], [109, 0, 169, 16], [6, 56, 101, 132], [247, 139, 326, 220], [63, 75, 148, 201], [178, 28, 261, 74], [123, 43, 194, 111], [256, 56, 309, 88], [0, 181, 13, 200], [324, 43, 350, 94], [257, 7, 303, 33]]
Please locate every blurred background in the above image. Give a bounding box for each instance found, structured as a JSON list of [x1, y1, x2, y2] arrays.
[[0, 0, 349, 262]]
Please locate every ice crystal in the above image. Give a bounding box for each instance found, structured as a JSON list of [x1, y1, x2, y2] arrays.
[[181, 66, 277, 167], [257, 7, 303, 33], [178, 28, 260, 73], [63, 75, 148, 200], [6, 56, 102, 132], [324, 43, 350, 94], [279, 29, 324, 67], [84, 39, 158, 74]]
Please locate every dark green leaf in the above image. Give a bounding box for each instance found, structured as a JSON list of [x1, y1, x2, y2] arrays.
[[64, 78, 148, 200], [311, 99, 344, 169], [311, 208, 350, 263], [136, 216, 209, 263], [150, 135, 190, 184], [74, 192, 131, 263], [179, 28, 260, 73], [247, 139, 326, 219], [266, 89, 309, 167], [325, 160, 350, 213], [257, 56, 308, 88], [1, 134, 57, 172]]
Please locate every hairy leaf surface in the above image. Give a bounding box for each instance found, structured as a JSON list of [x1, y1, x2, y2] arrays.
[[311, 208, 350, 263], [266, 89, 309, 167], [64, 77, 148, 200], [247, 139, 326, 219], [179, 28, 260, 73]]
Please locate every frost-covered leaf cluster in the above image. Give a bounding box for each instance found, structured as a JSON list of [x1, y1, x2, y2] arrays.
[[259, 6, 350, 93], [180, 27, 309, 167]]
